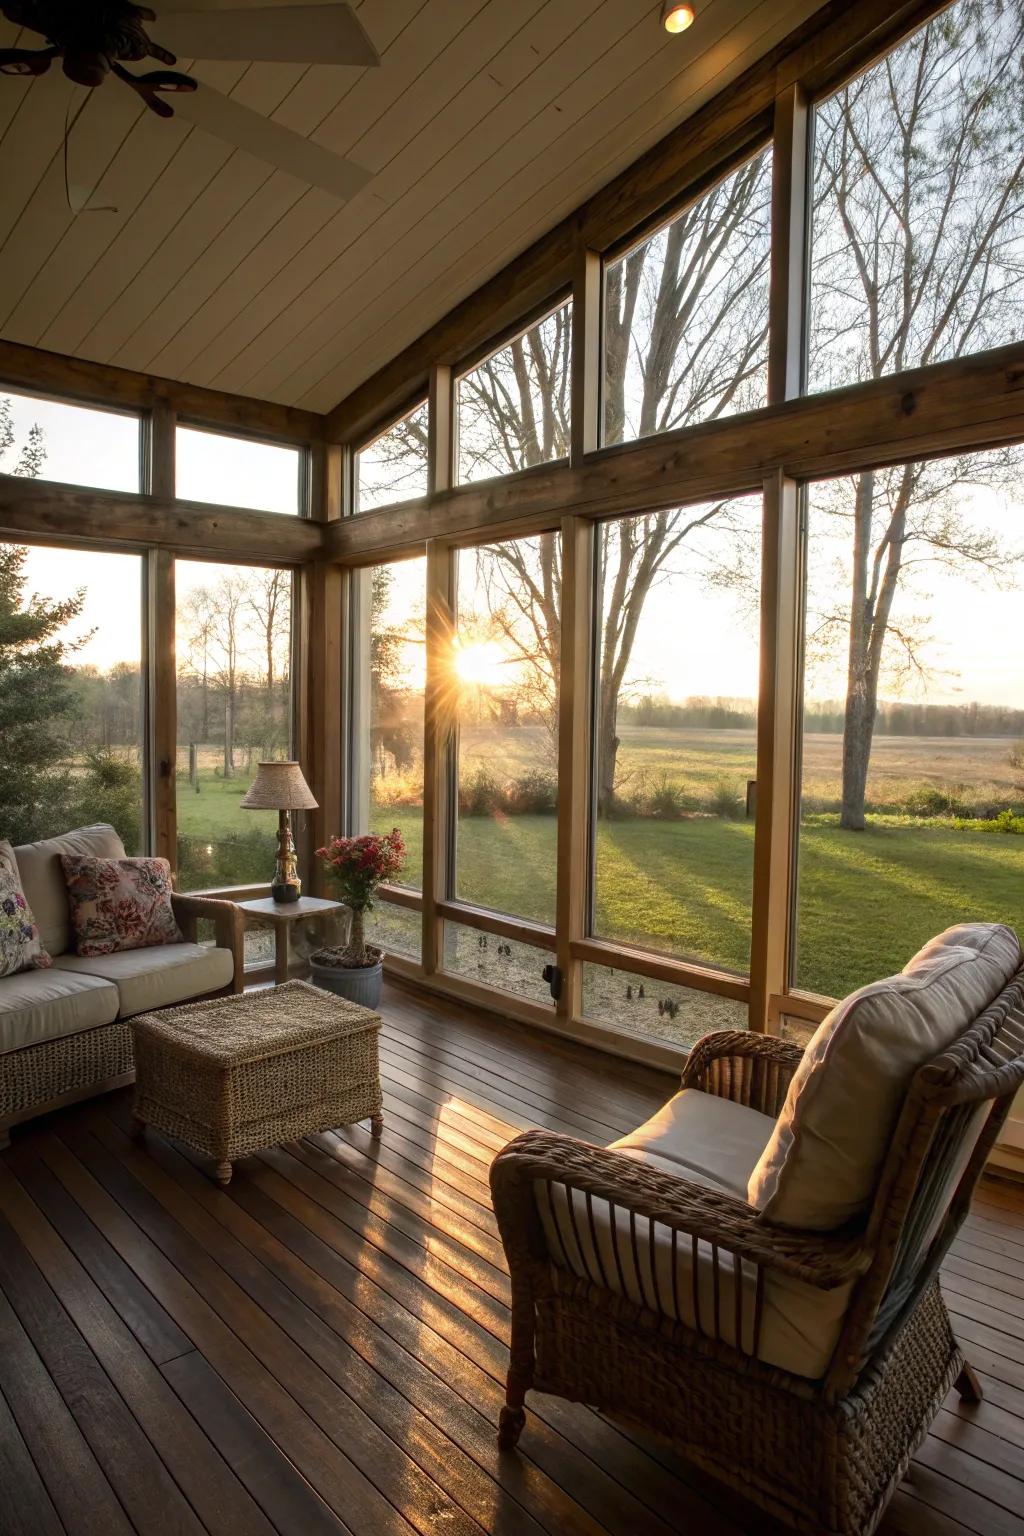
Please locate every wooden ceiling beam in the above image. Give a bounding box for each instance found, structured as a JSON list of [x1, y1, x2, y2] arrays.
[[324, 340, 1024, 561], [323, 0, 950, 447], [0, 474, 320, 563], [0, 340, 324, 445]]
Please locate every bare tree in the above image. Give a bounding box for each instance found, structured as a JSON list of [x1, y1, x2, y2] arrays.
[[809, 0, 1024, 827], [247, 568, 291, 724]]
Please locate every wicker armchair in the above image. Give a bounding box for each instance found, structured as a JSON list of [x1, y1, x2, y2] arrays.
[[491, 970, 1024, 1536]]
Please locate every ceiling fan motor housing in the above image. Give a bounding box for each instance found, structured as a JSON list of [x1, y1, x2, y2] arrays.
[[1, 1, 167, 84]]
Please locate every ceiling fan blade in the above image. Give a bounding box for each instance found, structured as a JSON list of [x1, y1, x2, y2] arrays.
[[172, 81, 372, 201], [153, 4, 379, 67]]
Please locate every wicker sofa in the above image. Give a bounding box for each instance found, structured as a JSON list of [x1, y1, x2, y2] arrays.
[[491, 923, 1024, 1536], [1, 823, 244, 1147]]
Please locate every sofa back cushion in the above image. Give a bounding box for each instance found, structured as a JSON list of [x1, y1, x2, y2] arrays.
[[0, 840, 52, 977], [13, 824, 126, 958], [748, 923, 1021, 1231], [62, 855, 181, 957]]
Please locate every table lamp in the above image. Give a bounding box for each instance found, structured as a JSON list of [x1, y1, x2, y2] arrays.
[[240, 761, 318, 903]]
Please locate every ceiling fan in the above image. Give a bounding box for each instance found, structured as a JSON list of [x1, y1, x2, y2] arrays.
[[0, 2, 379, 201]]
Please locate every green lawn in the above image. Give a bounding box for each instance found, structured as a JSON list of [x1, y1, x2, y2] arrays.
[[372, 804, 1024, 998], [175, 768, 279, 888]]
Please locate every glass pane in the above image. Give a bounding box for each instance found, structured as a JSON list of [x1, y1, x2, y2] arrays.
[[175, 425, 303, 515], [603, 150, 772, 446], [452, 533, 560, 925], [582, 964, 748, 1050], [796, 448, 1024, 999], [592, 496, 761, 972], [456, 302, 571, 483], [808, 0, 1024, 394], [355, 401, 429, 511], [0, 389, 140, 491], [0, 543, 144, 849], [175, 561, 293, 890], [354, 559, 426, 890], [443, 921, 554, 1007], [366, 899, 421, 963]]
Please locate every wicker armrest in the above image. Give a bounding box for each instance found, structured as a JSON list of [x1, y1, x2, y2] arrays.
[[681, 1030, 805, 1118], [491, 1128, 871, 1290], [171, 894, 245, 994]]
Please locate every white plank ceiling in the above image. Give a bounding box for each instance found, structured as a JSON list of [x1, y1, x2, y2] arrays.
[[0, 0, 825, 413]]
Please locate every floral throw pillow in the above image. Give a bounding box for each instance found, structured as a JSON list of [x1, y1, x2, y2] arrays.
[[61, 855, 182, 958], [0, 843, 52, 977]]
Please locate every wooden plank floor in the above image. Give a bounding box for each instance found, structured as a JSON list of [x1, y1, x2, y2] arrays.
[[1, 979, 1022, 1536]]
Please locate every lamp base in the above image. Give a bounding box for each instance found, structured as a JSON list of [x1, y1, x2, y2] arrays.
[[272, 809, 301, 904]]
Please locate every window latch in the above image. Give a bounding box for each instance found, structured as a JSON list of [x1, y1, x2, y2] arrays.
[[541, 962, 562, 1002]]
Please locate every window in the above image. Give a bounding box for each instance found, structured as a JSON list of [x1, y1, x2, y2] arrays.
[[603, 150, 772, 446], [355, 401, 429, 511], [451, 533, 561, 927], [581, 964, 747, 1050], [795, 446, 1024, 999], [351, 557, 426, 889], [455, 303, 571, 483], [0, 543, 144, 849], [1, 389, 140, 491], [443, 922, 554, 1007], [591, 495, 762, 973], [365, 900, 421, 964], [175, 560, 293, 890], [175, 425, 304, 515], [807, 0, 1024, 395]]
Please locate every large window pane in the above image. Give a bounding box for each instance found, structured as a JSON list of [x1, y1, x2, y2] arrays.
[[795, 448, 1024, 998], [452, 533, 560, 926], [175, 425, 303, 515], [591, 496, 762, 972], [603, 150, 772, 446], [1, 389, 139, 491], [355, 401, 429, 511], [0, 543, 144, 848], [352, 558, 426, 889], [808, 0, 1024, 395], [455, 303, 571, 484], [176, 561, 293, 890]]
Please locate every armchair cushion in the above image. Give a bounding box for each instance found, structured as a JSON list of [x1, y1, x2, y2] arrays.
[[53, 942, 233, 1017], [0, 967, 119, 1053], [534, 1093, 854, 1378], [13, 824, 126, 957], [749, 922, 1021, 1230], [609, 1087, 776, 1197]]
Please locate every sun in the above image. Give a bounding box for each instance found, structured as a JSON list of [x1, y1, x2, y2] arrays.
[[452, 639, 510, 688]]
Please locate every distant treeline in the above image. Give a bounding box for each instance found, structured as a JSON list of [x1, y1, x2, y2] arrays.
[[623, 695, 1024, 738]]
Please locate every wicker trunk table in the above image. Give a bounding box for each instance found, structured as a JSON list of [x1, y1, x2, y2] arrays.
[[129, 980, 383, 1185]]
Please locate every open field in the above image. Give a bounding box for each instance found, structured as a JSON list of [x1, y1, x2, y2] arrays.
[[368, 724, 1024, 1004]]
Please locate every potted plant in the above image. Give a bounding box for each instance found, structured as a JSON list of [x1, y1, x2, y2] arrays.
[[309, 828, 406, 1006]]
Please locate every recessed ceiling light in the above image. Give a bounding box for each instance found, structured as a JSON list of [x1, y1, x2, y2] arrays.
[[662, 2, 696, 33]]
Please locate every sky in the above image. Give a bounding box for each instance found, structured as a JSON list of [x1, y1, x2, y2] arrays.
[[3, 388, 1023, 714]]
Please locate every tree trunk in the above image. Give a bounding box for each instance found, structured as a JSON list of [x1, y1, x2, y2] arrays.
[[597, 684, 620, 817], [349, 906, 367, 966], [840, 687, 874, 830], [223, 692, 235, 778]]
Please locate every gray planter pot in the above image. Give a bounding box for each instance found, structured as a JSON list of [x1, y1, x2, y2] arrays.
[[310, 957, 383, 1009]]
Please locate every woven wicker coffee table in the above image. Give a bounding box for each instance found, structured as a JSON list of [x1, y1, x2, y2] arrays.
[[129, 980, 383, 1185]]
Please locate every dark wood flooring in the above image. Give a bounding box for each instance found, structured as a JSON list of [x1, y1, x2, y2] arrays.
[[1, 980, 1022, 1536]]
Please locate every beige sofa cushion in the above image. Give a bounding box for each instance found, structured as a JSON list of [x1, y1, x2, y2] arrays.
[[748, 923, 1021, 1231], [13, 824, 126, 958], [537, 1089, 851, 1379], [0, 967, 120, 1054], [53, 943, 233, 1017]]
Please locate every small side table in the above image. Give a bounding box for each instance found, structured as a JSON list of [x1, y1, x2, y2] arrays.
[[237, 894, 345, 984]]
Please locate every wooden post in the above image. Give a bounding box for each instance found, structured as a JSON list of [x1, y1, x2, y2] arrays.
[[428, 365, 453, 495], [554, 516, 594, 1021], [768, 82, 810, 406], [570, 247, 601, 464], [147, 548, 177, 870], [297, 561, 344, 895], [421, 539, 454, 975], [749, 470, 802, 1032]]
